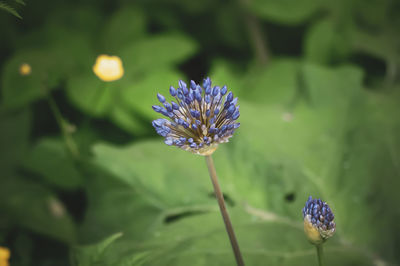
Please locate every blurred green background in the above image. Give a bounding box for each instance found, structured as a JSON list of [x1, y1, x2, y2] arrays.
[[1, 0, 400, 265]]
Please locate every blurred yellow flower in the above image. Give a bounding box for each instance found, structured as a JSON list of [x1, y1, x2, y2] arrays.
[[19, 63, 31, 76], [92, 55, 124, 82], [0, 247, 10, 266]]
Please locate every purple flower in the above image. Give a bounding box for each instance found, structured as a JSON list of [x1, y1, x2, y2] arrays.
[[152, 77, 240, 155]]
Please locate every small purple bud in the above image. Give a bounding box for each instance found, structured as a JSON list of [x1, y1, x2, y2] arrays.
[[212, 86, 220, 96], [195, 91, 202, 102], [169, 86, 177, 97], [232, 111, 240, 120], [221, 85, 227, 95], [152, 105, 162, 112], [152, 119, 164, 127], [203, 77, 211, 88], [226, 91, 233, 102], [205, 94, 211, 103], [179, 80, 187, 89], [164, 138, 173, 146], [190, 80, 196, 89], [164, 102, 172, 112], [232, 97, 238, 105], [171, 101, 179, 110], [227, 105, 235, 115], [196, 85, 202, 94], [157, 93, 166, 103]]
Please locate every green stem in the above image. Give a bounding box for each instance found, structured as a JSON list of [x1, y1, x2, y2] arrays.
[[316, 244, 324, 266], [239, 0, 269, 66], [205, 155, 245, 266], [47, 94, 79, 159]]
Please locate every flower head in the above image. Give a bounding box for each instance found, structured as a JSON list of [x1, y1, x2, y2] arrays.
[[92, 55, 124, 82], [152, 78, 240, 155], [302, 196, 336, 245], [19, 63, 31, 76]]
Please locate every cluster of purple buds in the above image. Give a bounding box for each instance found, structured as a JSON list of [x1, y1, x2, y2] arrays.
[[152, 78, 240, 155], [302, 196, 336, 244]]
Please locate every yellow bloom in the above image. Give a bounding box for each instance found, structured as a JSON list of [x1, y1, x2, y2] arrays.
[[92, 55, 124, 82], [0, 247, 10, 260], [0, 247, 10, 266], [19, 63, 31, 76]]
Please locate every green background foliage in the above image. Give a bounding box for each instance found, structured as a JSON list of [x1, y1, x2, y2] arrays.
[[0, 0, 399, 265]]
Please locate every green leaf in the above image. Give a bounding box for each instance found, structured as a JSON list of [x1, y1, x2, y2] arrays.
[[241, 58, 300, 104], [0, 109, 31, 174], [0, 35, 89, 109], [23, 138, 84, 189], [93, 141, 214, 209], [71, 232, 123, 266], [120, 34, 197, 73], [301, 63, 364, 107], [0, 1, 21, 18], [78, 166, 162, 242], [0, 175, 77, 243], [214, 5, 248, 49], [46, 5, 102, 36], [120, 69, 183, 120], [0, 49, 61, 109], [66, 73, 117, 117], [101, 7, 147, 52], [304, 19, 353, 64], [250, 0, 321, 24], [13, 0, 25, 5], [109, 106, 149, 135], [210, 58, 300, 105], [74, 209, 374, 266], [353, 28, 400, 64]]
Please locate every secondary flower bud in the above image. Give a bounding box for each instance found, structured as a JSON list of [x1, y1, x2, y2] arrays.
[[302, 196, 336, 245]]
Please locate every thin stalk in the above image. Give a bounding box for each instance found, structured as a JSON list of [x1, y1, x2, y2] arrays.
[[316, 244, 324, 266], [239, 0, 269, 66], [205, 155, 245, 266], [47, 94, 79, 159]]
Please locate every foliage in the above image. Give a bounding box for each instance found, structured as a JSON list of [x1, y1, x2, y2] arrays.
[[0, 0, 399, 265], [0, 0, 24, 19]]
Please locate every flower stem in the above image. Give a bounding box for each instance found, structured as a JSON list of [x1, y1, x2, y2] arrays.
[[238, 0, 269, 66], [205, 155, 245, 266], [316, 244, 324, 266], [47, 94, 80, 159]]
